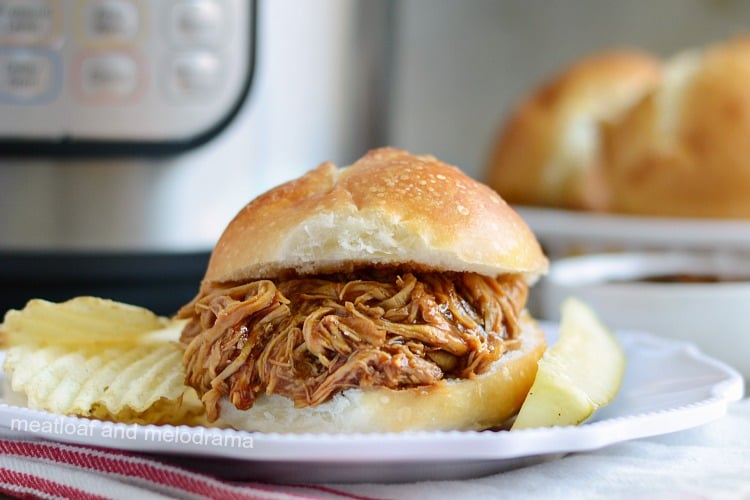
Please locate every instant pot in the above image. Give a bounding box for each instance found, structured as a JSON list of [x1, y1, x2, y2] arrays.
[[0, 0, 390, 314]]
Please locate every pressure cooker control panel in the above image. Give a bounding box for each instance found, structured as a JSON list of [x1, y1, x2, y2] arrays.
[[0, 0, 254, 154]]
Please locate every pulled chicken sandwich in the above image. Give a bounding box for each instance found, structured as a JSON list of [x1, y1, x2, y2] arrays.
[[177, 148, 549, 433]]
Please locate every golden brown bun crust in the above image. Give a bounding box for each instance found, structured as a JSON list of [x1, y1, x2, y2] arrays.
[[603, 37, 750, 218], [485, 50, 661, 210], [218, 312, 546, 433], [204, 147, 548, 283]]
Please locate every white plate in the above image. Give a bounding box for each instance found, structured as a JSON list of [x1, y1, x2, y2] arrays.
[[515, 206, 750, 255], [0, 324, 744, 484]]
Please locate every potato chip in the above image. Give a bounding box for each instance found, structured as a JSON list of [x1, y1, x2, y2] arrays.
[[2, 339, 208, 426], [1, 296, 170, 346], [89, 396, 210, 427], [1, 296, 210, 426]]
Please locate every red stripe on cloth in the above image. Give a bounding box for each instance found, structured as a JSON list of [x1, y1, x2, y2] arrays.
[[0, 465, 107, 500], [0, 439, 343, 500], [288, 484, 383, 500]]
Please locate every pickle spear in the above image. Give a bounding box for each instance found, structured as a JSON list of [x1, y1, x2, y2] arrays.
[[512, 297, 626, 430]]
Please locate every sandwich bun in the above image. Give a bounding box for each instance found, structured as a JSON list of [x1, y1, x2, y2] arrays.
[[603, 36, 750, 218], [485, 50, 661, 210], [182, 147, 549, 433], [206, 147, 548, 283]]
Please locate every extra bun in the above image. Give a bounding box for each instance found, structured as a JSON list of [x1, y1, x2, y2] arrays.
[[603, 37, 750, 218], [485, 50, 661, 210], [218, 312, 546, 433], [205, 147, 548, 283]]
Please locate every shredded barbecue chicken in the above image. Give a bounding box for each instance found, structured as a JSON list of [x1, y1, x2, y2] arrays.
[[178, 270, 528, 421]]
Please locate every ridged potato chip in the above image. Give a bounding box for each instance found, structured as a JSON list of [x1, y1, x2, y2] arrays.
[[2, 339, 206, 426], [1, 296, 170, 346], [1, 296, 212, 426], [89, 397, 210, 426]]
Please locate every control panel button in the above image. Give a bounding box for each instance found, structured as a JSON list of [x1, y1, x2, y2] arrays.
[[169, 0, 224, 45], [0, 49, 57, 101], [84, 0, 139, 44], [0, 0, 59, 45], [167, 51, 221, 100], [79, 52, 140, 101]]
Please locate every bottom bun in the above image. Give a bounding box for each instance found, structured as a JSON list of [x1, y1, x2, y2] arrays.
[[218, 312, 547, 434]]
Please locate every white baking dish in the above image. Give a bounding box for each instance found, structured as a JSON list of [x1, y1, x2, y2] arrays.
[[537, 251, 750, 380]]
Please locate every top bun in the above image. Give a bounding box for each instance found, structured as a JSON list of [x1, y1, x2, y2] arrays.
[[204, 147, 548, 283], [485, 50, 661, 210], [603, 37, 750, 218]]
